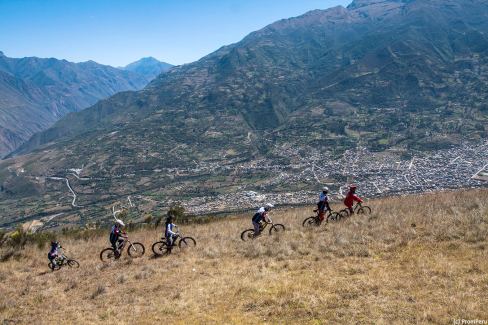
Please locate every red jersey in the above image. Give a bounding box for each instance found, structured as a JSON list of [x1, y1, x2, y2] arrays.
[[344, 191, 363, 208]]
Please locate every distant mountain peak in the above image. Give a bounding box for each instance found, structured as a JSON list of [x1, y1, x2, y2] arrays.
[[137, 56, 159, 62], [123, 57, 173, 81]]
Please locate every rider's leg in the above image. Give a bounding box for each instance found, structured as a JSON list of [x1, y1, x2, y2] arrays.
[[110, 235, 117, 250], [117, 238, 124, 250], [252, 221, 260, 236], [318, 211, 325, 222], [48, 253, 56, 269], [166, 235, 173, 247]]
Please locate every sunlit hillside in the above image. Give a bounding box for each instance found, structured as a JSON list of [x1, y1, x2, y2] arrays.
[[1, 189, 487, 324]]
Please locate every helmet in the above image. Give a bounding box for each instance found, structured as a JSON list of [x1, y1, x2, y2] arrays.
[[264, 203, 274, 212], [51, 241, 58, 246], [115, 219, 125, 227], [322, 186, 329, 192]]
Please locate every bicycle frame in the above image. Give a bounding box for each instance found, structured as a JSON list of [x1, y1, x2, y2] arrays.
[[115, 236, 138, 253], [54, 254, 67, 265]]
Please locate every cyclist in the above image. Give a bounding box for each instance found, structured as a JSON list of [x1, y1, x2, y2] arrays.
[[47, 241, 62, 270], [165, 214, 178, 248], [344, 185, 363, 214], [252, 203, 273, 237], [110, 219, 126, 254], [317, 187, 331, 223]]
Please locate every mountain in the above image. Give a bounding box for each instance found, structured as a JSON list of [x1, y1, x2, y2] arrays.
[[0, 52, 158, 157], [123, 57, 173, 80], [1, 0, 488, 227]]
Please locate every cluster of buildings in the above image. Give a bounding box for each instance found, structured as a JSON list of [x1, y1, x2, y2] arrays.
[[177, 141, 488, 215]]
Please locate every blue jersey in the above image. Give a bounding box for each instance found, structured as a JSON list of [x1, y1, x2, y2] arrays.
[[319, 193, 329, 202]]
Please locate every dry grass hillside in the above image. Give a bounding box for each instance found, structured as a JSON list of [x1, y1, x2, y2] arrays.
[[1, 189, 488, 324]]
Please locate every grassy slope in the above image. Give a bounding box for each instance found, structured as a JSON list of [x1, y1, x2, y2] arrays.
[[1, 189, 487, 324]]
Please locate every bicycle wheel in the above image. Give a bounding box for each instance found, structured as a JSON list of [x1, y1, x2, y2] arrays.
[[357, 206, 372, 214], [241, 229, 255, 241], [328, 212, 341, 222], [48, 261, 61, 271], [302, 217, 320, 227], [67, 259, 80, 268], [179, 237, 196, 249], [152, 241, 170, 256], [100, 248, 117, 262], [127, 242, 145, 258], [269, 224, 285, 235], [339, 209, 350, 218]]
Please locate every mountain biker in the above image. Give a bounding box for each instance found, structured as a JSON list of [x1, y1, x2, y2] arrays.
[[252, 203, 273, 237], [110, 219, 125, 254], [317, 187, 331, 223], [165, 214, 178, 247], [344, 185, 363, 214], [47, 241, 62, 270]]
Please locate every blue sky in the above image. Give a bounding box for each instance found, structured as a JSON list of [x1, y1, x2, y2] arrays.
[[0, 0, 351, 67]]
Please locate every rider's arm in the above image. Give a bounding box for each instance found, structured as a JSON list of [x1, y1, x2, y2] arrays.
[[353, 194, 363, 203], [325, 201, 332, 211], [264, 213, 272, 224], [166, 224, 178, 236]]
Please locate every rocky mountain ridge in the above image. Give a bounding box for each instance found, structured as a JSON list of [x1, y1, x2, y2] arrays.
[[0, 52, 172, 157]]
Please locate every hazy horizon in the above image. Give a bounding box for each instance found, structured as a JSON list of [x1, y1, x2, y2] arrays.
[[0, 0, 351, 67]]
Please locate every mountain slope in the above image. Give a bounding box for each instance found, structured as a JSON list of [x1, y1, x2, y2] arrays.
[[0, 52, 156, 157], [123, 57, 173, 81], [14, 0, 488, 154], [0, 71, 52, 155], [0, 190, 487, 323], [1, 0, 488, 225]]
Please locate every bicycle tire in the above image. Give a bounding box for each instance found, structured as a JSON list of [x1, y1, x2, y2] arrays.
[[302, 216, 320, 227], [127, 242, 145, 258], [328, 212, 341, 222], [100, 248, 117, 262], [269, 224, 285, 235], [358, 206, 372, 214], [241, 229, 255, 241], [48, 262, 61, 271], [67, 259, 80, 268], [339, 209, 350, 218], [151, 241, 170, 256], [179, 237, 196, 249]]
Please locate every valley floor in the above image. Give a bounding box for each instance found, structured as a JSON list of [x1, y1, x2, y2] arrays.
[[1, 189, 488, 324]]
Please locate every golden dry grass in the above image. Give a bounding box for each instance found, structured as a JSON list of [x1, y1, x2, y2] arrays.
[[1, 189, 488, 324]]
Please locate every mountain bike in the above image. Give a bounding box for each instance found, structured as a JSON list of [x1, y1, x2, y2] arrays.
[[48, 252, 80, 271], [100, 233, 145, 262], [241, 218, 286, 241], [339, 202, 372, 218], [302, 209, 341, 227], [151, 230, 196, 256]]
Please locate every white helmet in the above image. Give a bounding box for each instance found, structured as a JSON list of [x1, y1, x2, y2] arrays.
[[115, 219, 125, 227], [322, 186, 329, 192], [265, 203, 274, 208]]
